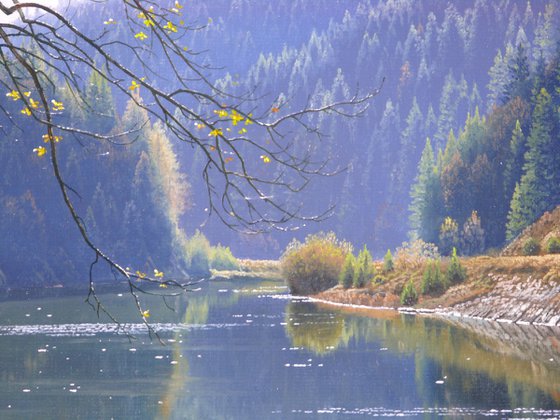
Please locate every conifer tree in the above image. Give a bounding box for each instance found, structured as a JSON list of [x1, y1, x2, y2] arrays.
[[383, 249, 394, 273], [353, 246, 374, 288], [339, 253, 356, 289], [409, 138, 442, 244], [506, 88, 559, 240]]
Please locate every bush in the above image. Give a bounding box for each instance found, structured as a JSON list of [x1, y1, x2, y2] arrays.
[[354, 246, 374, 288], [281, 232, 351, 295], [445, 247, 467, 285], [522, 237, 540, 256], [210, 244, 239, 270], [395, 240, 440, 270], [546, 237, 560, 254], [421, 260, 446, 295], [339, 253, 356, 289], [383, 249, 394, 273], [373, 274, 386, 285], [400, 280, 418, 306]]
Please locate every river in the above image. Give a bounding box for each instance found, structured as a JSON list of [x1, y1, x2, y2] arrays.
[[0, 279, 559, 419]]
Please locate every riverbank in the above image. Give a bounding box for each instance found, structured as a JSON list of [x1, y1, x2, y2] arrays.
[[314, 254, 560, 327], [210, 259, 282, 281]]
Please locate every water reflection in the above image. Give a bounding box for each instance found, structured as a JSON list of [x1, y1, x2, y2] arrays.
[[0, 281, 559, 419], [286, 301, 560, 409]]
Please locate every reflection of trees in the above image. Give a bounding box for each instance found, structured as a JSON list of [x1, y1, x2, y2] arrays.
[[285, 301, 560, 407], [284, 302, 350, 355]]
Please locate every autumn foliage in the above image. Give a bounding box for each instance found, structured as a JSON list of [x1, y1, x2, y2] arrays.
[[281, 232, 352, 295]]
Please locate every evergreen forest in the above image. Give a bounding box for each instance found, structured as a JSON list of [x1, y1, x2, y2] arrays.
[[1, 0, 559, 288]]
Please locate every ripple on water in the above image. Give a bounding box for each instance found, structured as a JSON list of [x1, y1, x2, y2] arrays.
[[0, 322, 249, 337]]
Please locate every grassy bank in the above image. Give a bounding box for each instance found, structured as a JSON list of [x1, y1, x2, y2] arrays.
[[210, 259, 282, 281]]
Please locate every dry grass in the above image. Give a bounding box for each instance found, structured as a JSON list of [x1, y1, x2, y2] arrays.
[[211, 259, 282, 281], [317, 254, 560, 310], [503, 205, 560, 256]]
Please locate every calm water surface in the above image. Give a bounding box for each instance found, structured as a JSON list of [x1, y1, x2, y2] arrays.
[[0, 280, 559, 419]]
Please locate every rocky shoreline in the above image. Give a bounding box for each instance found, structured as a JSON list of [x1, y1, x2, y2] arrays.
[[314, 258, 560, 327]]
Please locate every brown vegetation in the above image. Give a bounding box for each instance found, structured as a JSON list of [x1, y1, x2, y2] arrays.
[[502, 205, 560, 256]]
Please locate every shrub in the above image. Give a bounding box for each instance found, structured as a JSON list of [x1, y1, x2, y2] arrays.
[[281, 232, 351, 295], [339, 253, 356, 289], [400, 280, 418, 306], [445, 247, 467, 285], [546, 237, 560, 254], [395, 240, 440, 270], [421, 260, 446, 295], [210, 244, 239, 270], [522, 237, 540, 256], [383, 249, 394, 273], [354, 246, 374, 288], [373, 275, 386, 285]]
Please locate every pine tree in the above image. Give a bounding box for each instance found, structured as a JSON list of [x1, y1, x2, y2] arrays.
[[503, 120, 526, 200], [339, 253, 356, 289], [353, 246, 374, 288], [383, 249, 394, 273], [506, 88, 560, 240], [409, 138, 443, 245], [446, 247, 467, 285]]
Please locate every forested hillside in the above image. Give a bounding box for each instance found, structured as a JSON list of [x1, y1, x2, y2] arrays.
[[182, 0, 558, 257], [0, 0, 558, 288]]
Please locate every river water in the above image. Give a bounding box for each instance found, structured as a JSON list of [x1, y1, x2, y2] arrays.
[[0, 279, 559, 419]]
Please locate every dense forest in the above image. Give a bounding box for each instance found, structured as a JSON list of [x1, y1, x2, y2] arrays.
[[182, 0, 560, 258], [0, 0, 559, 287]]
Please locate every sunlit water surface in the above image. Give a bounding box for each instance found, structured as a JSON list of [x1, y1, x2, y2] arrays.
[[0, 280, 559, 419]]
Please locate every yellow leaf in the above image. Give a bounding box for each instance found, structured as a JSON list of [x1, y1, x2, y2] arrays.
[[29, 98, 40, 109], [230, 110, 244, 126], [135, 31, 148, 40], [136, 270, 146, 279], [42, 133, 62, 143], [128, 80, 140, 91], [238, 127, 247, 135], [175, 1, 183, 9], [260, 155, 271, 163], [103, 18, 117, 25], [245, 113, 253, 125], [6, 90, 21, 101], [23, 91, 31, 97], [179, 20, 185, 26], [142, 310, 150, 318], [33, 146, 47, 157], [51, 99, 64, 111], [225, 157, 234, 163], [20, 107, 31, 116], [144, 18, 155, 27], [159, 283, 168, 288], [195, 122, 204, 130], [163, 21, 177, 33], [213, 109, 228, 118], [209, 128, 223, 137], [154, 269, 164, 278]]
